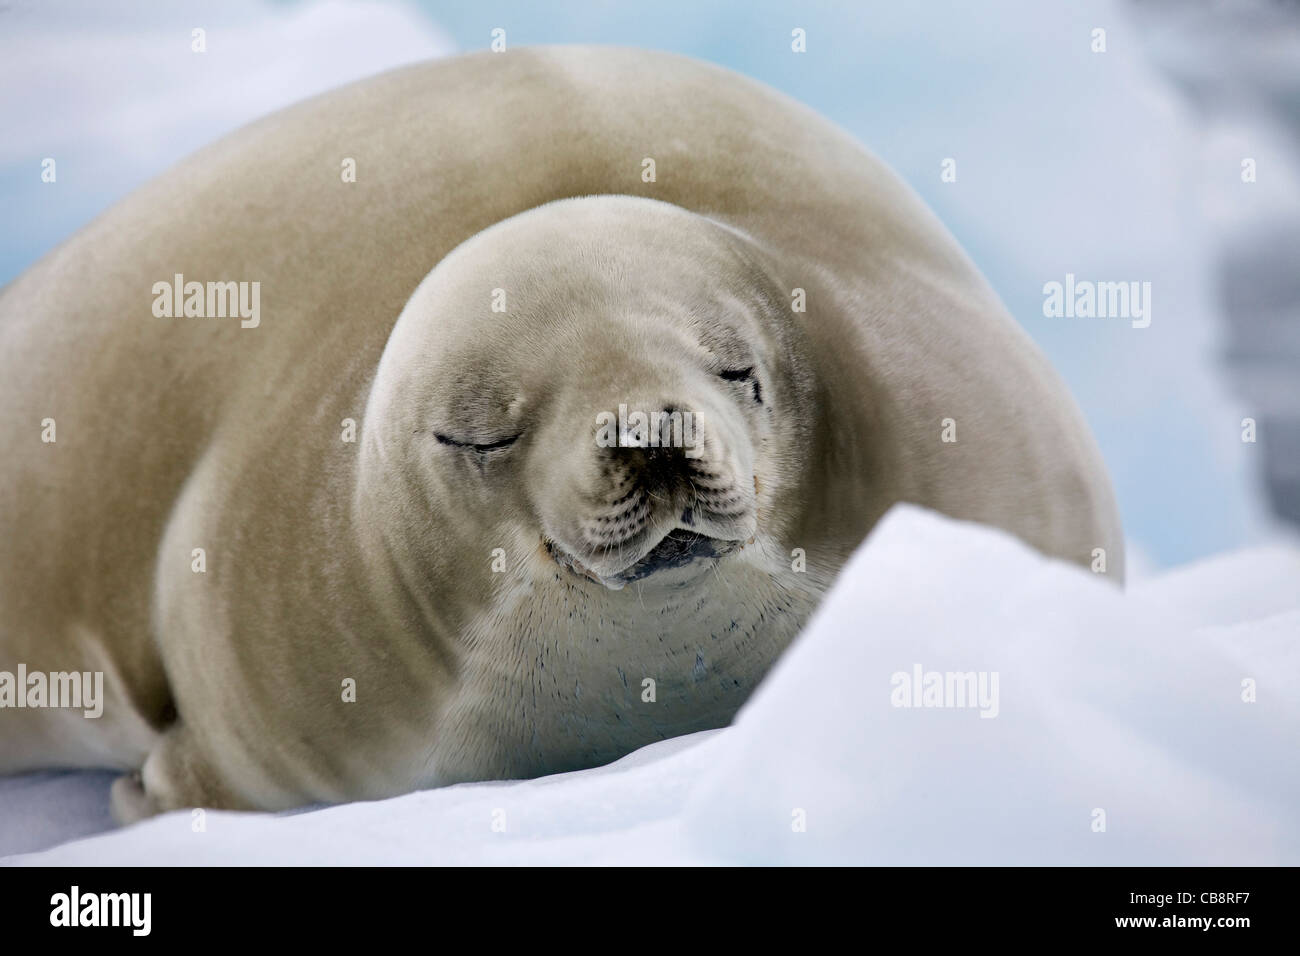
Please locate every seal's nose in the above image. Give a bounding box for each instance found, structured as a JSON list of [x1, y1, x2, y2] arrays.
[[596, 403, 701, 500]]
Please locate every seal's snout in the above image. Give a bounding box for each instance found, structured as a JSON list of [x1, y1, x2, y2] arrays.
[[541, 398, 758, 588]]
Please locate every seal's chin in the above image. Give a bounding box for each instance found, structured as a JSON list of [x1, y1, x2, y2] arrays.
[[546, 530, 741, 591]]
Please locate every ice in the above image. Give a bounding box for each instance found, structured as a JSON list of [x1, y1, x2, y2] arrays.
[[5, 505, 1296, 866]]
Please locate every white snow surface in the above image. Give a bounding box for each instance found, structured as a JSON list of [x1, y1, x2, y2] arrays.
[[3, 505, 1297, 865]]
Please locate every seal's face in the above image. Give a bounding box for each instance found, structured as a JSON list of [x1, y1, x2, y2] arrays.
[[359, 197, 825, 782], [431, 315, 767, 592], [371, 196, 806, 600]]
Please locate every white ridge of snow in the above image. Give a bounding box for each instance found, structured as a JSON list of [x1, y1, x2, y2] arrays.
[[4, 505, 1296, 866]]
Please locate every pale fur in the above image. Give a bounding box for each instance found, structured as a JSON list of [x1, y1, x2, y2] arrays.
[[0, 48, 1123, 819]]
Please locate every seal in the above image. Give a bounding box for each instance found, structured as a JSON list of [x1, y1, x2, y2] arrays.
[[0, 47, 1124, 819]]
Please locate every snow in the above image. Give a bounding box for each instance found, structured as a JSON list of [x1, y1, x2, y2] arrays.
[[4, 504, 1296, 866]]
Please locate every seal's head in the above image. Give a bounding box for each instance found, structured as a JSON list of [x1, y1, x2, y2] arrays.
[[362, 195, 815, 605]]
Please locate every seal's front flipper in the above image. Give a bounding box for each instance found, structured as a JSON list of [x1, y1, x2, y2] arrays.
[[108, 770, 157, 825], [110, 723, 238, 825]]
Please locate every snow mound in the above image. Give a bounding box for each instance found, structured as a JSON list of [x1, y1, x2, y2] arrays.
[[5, 505, 1297, 865]]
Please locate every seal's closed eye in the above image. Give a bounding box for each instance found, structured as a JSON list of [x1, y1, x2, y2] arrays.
[[434, 432, 521, 452], [717, 366, 762, 404], [717, 366, 754, 381]]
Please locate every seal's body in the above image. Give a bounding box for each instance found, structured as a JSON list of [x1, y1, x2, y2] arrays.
[[0, 47, 1123, 818]]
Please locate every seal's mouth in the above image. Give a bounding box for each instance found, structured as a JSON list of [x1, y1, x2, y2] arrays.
[[546, 529, 741, 591], [619, 529, 737, 582]]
